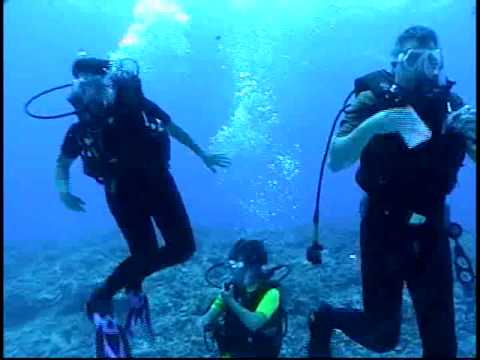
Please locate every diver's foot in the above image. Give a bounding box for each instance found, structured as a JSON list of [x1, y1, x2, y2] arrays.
[[86, 287, 131, 358], [307, 302, 335, 358], [86, 287, 114, 322], [94, 313, 131, 358], [125, 291, 155, 342]]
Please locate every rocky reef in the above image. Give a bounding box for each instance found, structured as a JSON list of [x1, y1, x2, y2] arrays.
[[4, 224, 476, 357]]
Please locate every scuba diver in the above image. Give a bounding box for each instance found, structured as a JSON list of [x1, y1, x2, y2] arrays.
[[198, 239, 289, 358], [307, 26, 476, 358], [45, 56, 230, 357]]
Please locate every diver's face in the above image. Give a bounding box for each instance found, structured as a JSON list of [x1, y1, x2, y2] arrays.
[[394, 40, 444, 91], [90, 90, 115, 118], [78, 76, 116, 121], [233, 266, 261, 291]]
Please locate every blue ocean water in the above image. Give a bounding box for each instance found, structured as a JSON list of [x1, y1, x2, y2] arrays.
[[4, 0, 476, 357]]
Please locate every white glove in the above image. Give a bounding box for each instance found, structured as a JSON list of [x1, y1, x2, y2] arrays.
[[446, 105, 476, 143]]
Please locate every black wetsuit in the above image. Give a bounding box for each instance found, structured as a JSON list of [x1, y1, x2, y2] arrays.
[[328, 195, 456, 357], [311, 71, 469, 358], [61, 97, 195, 297]]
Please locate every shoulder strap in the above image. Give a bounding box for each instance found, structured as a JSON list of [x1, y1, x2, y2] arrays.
[[354, 69, 410, 109], [354, 70, 395, 97]]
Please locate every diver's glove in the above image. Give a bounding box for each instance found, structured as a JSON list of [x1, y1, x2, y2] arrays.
[[446, 105, 476, 143], [370, 106, 432, 148]]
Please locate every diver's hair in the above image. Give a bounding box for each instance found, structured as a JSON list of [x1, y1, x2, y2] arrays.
[[229, 239, 268, 266], [391, 26, 439, 58], [72, 57, 111, 79]]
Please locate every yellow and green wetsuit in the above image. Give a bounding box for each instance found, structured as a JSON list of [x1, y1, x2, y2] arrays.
[[209, 285, 284, 358], [210, 287, 280, 318]]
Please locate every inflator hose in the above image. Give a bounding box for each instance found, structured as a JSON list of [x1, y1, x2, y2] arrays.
[[24, 83, 77, 119], [311, 90, 356, 246]]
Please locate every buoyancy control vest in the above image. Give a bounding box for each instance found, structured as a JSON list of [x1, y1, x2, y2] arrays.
[[353, 70, 467, 206], [213, 280, 286, 357], [74, 102, 171, 184], [75, 125, 112, 184]]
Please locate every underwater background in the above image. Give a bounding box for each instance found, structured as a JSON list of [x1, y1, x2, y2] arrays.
[[4, 0, 476, 357]]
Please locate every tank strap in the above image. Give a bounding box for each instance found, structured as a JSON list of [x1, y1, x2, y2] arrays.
[[354, 70, 394, 96], [353, 69, 406, 108]]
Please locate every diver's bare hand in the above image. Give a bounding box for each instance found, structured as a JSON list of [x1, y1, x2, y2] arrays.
[[447, 105, 476, 142], [60, 192, 86, 212], [220, 285, 235, 306], [202, 153, 231, 173]]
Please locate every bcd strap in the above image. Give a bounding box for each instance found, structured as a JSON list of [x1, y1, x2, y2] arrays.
[[353, 69, 409, 111], [354, 70, 456, 105], [353, 70, 394, 97]]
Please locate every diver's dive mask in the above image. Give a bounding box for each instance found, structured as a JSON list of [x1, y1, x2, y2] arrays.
[[227, 259, 245, 284], [68, 75, 116, 122], [397, 48, 444, 80], [24, 55, 141, 121], [205, 239, 291, 290], [227, 260, 265, 290], [205, 259, 291, 291], [70, 56, 142, 120]]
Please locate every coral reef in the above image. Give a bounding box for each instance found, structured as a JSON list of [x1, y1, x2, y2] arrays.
[[4, 224, 476, 357]]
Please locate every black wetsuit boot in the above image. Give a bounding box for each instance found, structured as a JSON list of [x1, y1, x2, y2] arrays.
[[308, 302, 335, 357]]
